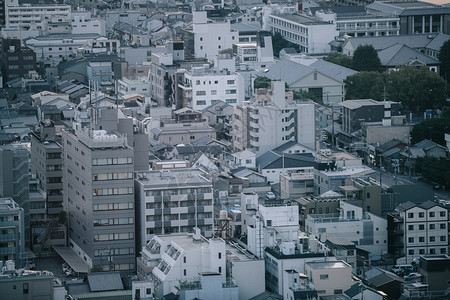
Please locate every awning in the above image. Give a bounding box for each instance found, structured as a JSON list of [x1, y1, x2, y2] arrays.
[[52, 246, 89, 273]]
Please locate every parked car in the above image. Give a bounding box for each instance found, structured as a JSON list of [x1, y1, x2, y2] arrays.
[[391, 264, 414, 275], [265, 191, 276, 200], [404, 272, 421, 280]]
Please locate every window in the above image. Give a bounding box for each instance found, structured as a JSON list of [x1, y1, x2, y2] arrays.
[[429, 212, 435, 217], [196, 90, 206, 96], [218, 252, 222, 259], [430, 224, 436, 229], [218, 266, 222, 273], [440, 236, 446, 241], [419, 212, 424, 218], [419, 249, 425, 254], [408, 225, 414, 230], [23, 283, 28, 294], [430, 236, 435, 242], [320, 274, 328, 280], [440, 223, 446, 229], [227, 80, 235, 84], [334, 289, 342, 295], [430, 248, 436, 254], [408, 237, 414, 243], [439, 211, 446, 217], [419, 224, 425, 230], [408, 213, 414, 218], [408, 249, 414, 255], [184, 269, 186, 276], [419, 237, 425, 242]]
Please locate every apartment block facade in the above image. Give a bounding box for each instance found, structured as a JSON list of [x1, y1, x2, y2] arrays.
[[387, 201, 448, 263], [135, 168, 214, 250], [0, 197, 25, 267], [62, 128, 136, 272]]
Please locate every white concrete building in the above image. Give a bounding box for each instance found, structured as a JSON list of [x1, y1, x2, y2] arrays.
[[233, 35, 275, 71], [314, 166, 375, 195], [3, 0, 71, 40], [388, 201, 448, 263], [305, 260, 354, 296], [315, 10, 400, 37], [183, 11, 239, 60], [305, 201, 387, 255], [268, 13, 338, 54], [249, 81, 315, 154], [137, 232, 226, 299], [118, 77, 150, 97], [71, 11, 106, 36], [135, 168, 214, 249], [25, 34, 103, 67], [241, 192, 300, 258], [178, 55, 245, 110]]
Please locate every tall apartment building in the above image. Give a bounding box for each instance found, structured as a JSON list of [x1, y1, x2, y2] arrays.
[[135, 168, 214, 250], [182, 10, 239, 60], [248, 81, 315, 154], [2, 0, 71, 40], [268, 13, 338, 54], [387, 201, 448, 263], [0, 144, 30, 246], [30, 121, 64, 220], [62, 127, 136, 272], [0, 197, 25, 267]]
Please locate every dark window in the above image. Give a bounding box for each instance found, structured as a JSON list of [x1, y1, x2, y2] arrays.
[[23, 283, 28, 294]]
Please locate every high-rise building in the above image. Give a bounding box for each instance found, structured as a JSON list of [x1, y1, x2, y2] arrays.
[[62, 127, 136, 272], [0, 197, 25, 267]]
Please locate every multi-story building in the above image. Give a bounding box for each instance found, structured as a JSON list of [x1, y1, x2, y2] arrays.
[[248, 81, 315, 154], [367, 1, 450, 35], [1, 38, 36, 82], [136, 232, 227, 299], [268, 13, 338, 54], [2, 0, 71, 40], [71, 11, 106, 36], [134, 168, 214, 250], [182, 11, 238, 60], [280, 171, 315, 199], [314, 7, 400, 37], [25, 34, 100, 68], [0, 144, 30, 246], [30, 121, 64, 220], [305, 201, 387, 255], [231, 104, 250, 152], [0, 197, 25, 267], [264, 234, 330, 295], [177, 54, 245, 110], [62, 127, 136, 272], [417, 254, 450, 295], [340, 99, 402, 134], [387, 201, 448, 263], [232, 32, 275, 71]]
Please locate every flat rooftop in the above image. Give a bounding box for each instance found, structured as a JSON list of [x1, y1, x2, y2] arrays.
[[306, 260, 350, 269]]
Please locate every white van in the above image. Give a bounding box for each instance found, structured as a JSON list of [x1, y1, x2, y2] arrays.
[[391, 264, 414, 274]]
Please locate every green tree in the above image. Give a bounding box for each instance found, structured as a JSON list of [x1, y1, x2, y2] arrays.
[[415, 157, 450, 188], [323, 53, 354, 69], [344, 71, 386, 100], [387, 66, 447, 113], [254, 76, 272, 89], [410, 117, 450, 146], [438, 40, 450, 83], [293, 90, 321, 104], [352, 45, 382, 72]]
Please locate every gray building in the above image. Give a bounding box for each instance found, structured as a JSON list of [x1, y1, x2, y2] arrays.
[[30, 121, 64, 220], [62, 127, 136, 272], [0, 197, 25, 267], [135, 168, 214, 250], [339, 99, 401, 134], [0, 144, 30, 246]]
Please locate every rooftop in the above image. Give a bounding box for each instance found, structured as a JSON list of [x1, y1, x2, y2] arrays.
[[135, 168, 211, 188], [306, 260, 351, 269]]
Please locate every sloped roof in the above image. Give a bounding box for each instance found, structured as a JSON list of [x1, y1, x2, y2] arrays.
[[378, 43, 440, 67], [256, 151, 315, 170], [255, 60, 315, 85], [396, 201, 417, 212], [415, 139, 446, 151], [272, 141, 298, 152], [368, 271, 404, 287], [310, 59, 357, 82], [87, 272, 123, 292], [419, 200, 441, 209]]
